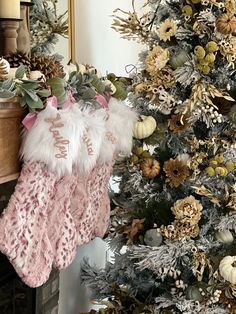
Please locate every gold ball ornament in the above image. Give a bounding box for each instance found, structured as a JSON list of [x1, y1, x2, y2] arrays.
[[219, 256, 236, 285], [215, 166, 228, 176], [182, 5, 193, 16], [201, 64, 211, 75], [205, 166, 215, 176], [226, 160, 235, 172], [140, 158, 160, 179], [133, 115, 157, 139], [209, 159, 218, 168], [204, 53, 216, 64], [216, 13, 236, 35], [198, 58, 209, 66], [215, 154, 225, 163], [0, 57, 10, 80], [205, 41, 219, 53], [194, 46, 206, 60]]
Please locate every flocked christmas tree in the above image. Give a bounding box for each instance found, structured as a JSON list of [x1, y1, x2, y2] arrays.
[[82, 0, 236, 313]]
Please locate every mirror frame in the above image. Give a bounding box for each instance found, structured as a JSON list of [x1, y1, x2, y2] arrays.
[[68, 0, 75, 63]]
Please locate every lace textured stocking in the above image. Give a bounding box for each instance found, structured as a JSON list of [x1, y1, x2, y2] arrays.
[[74, 161, 113, 245], [47, 174, 78, 270], [0, 161, 56, 287]]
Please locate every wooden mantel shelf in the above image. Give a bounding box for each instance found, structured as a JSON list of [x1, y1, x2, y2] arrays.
[[0, 97, 25, 184]]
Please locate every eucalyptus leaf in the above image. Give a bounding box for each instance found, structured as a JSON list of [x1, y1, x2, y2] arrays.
[[19, 97, 27, 108], [21, 79, 40, 83], [37, 89, 51, 97], [57, 92, 68, 104], [21, 82, 38, 90], [47, 77, 67, 104], [21, 88, 39, 101], [2, 79, 15, 91], [81, 88, 96, 100], [24, 94, 44, 110], [0, 90, 16, 98], [15, 65, 25, 79], [47, 77, 66, 88], [91, 77, 105, 94], [68, 71, 77, 83]]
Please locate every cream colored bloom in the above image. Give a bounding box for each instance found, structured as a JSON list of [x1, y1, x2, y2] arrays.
[[159, 18, 177, 42], [145, 45, 169, 75], [171, 195, 203, 225]]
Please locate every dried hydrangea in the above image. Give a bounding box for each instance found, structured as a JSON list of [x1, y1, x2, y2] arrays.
[[172, 196, 203, 225], [145, 45, 169, 74]]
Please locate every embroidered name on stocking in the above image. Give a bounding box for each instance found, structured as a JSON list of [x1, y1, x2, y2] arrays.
[[106, 131, 117, 145], [45, 113, 69, 159], [82, 130, 94, 155]]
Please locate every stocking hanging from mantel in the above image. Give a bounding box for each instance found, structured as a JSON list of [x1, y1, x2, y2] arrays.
[[0, 97, 137, 287]]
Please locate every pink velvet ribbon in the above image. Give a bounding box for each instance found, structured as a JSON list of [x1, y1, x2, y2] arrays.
[[94, 93, 111, 109]]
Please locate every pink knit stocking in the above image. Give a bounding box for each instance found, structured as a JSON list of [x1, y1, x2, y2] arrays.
[[0, 161, 56, 287]]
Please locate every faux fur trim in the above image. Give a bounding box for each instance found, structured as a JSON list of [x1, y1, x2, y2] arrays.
[[98, 98, 137, 163], [75, 107, 106, 173], [21, 104, 86, 176]]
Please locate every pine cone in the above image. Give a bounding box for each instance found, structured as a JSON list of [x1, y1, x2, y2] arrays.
[[4, 50, 31, 76], [30, 54, 65, 80]]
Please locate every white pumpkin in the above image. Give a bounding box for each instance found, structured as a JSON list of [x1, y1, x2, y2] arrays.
[[133, 115, 157, 139], [219, 256, 236, 284], [7, 68, 28, 80], [30, 70, 45, 81], [215, 230, 234, 244]]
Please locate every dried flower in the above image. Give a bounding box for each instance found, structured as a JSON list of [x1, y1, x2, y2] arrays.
[[171, 196, 203, 226], [123, 218, 145, 241], [163, 158, 190, 188], [225, 0, 236, 13], [153, 66, 175, 88], [219, 37, 236, 67], [160, 221, 200, 241], [193, 251, 213, 282], [216, 13, 236, 35], [159, 18, 177, 42], [145, 45, 169, 74], [168, 114, 190, 133]]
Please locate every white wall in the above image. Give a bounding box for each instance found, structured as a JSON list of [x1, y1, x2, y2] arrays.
[[74, 0, 143, 76]]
